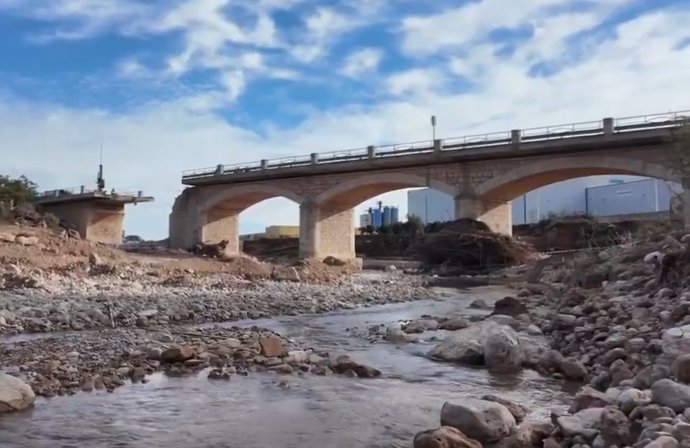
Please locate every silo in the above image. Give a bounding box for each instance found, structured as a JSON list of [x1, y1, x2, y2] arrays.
[[391, 206, 399, 224], [373, 209, 383, 228], [383, 206, 392, 226]]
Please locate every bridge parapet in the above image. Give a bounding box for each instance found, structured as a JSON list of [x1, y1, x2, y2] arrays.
[[181, 110, 690, 186]]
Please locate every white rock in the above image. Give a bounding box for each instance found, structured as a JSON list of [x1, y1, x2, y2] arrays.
[[0, 372, 35, 413]]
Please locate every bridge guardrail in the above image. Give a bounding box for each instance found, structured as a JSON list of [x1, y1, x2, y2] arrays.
[[181, 109, 690, 181]]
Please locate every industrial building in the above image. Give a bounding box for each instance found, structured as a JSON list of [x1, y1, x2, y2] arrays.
[[359, 202, 400, 229], [407, 175, 680, 225]]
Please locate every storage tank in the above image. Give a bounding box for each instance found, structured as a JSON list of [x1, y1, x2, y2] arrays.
[[372, 209, 383, 228], [391, 206, 399, 224], [383, 206, 392, 226]]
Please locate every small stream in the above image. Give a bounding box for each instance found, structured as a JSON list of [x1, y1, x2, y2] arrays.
[[0, 286, 572, 448]]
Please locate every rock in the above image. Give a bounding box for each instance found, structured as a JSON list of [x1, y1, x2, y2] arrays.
[[88, 252, 103, 266], [130, 367, 146, 382], [440, 399, 516, 443], [384, 265, 397, 272], [643, 436, 679, 448], [439, 318, 471, 331], [333, 355, 381, 378], [553, 314, 578, 330], [208, 369, 231, 380], [160, 345, 196, 363], [526, 324, 542, 336], [80, 375, 95, 392], [557, 408, 604, 441], [652, 379, 690, 412], [481, 395, 529, 423], [268, 364, 294, 374], [539, 350, 564, 372], [14, 235, 39, 246], [272, 266, 301, 282], [495, 421, 554, 448], [0, 372, 35, 413], [287, 350, 308, 363], [559, 357, 588, 380], [673, 422, 690, 442], [0, 232, 14, 242], [469, 299, 491, 310], [618, 388, 652, 415], [599, 406, 631, 447], [429, 321, 518, 367], [484, 330, 522, 372], [323, 256, 346, 266], [610, 359, 634, 386], [259, 336, 283, 357], [673, 354, 690, 384], [634, 365, 671, 389], [491, 296, 527, 317], [570, 386, 614, 413], [385, 327, 412, 343], [405, 319, 439, 334], [413, 426, 482, 448]]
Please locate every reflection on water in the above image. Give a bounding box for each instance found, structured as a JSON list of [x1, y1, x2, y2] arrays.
[[0, 286, 571, 448]]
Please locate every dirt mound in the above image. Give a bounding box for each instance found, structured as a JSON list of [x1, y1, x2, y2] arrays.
[[414, 219, 533, 273]]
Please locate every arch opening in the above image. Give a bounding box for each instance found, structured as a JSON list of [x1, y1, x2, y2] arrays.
[[198, 184, 303, 256]]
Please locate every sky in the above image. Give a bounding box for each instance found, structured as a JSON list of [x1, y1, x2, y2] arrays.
[[1, 0, 690, 239]]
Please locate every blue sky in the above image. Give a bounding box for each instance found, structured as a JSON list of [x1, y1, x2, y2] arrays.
[[1, 0, 690, 238]]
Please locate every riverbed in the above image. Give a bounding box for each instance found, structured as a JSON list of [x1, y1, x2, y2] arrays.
[[0, 286, 572, 448]]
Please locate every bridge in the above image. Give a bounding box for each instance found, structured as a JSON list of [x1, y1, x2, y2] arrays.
[[170, 110, 690, 261]]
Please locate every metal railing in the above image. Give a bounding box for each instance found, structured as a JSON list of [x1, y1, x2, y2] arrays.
[[181, 109, 690, 182], [38, 187, 145, 199]]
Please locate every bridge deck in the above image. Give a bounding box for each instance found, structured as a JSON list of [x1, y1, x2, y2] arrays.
[[181, 110, 689, 187]]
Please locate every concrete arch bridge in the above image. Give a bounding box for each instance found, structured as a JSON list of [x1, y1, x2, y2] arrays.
[[170, 110, 690, 261]]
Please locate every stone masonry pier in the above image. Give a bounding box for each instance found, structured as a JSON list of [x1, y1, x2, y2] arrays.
[[170, 110, 690, 261]]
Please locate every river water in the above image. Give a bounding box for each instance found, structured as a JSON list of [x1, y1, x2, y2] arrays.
[[0, 286, 572, 448]]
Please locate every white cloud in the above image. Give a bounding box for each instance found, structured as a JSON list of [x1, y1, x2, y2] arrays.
[[386, 69, 445, 96], [2, 3, 690, 239], [341, 48, 383, 77], [400, 0, 632, 55]]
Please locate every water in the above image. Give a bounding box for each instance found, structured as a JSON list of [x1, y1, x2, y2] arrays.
[[0, 286, 572, 448]]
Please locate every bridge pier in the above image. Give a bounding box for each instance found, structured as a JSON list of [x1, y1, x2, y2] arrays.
[[454, 194, 513, 236], [299, 202, 355, 260]]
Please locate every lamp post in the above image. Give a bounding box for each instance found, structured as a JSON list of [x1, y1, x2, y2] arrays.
[[431, 115, 437, 141]]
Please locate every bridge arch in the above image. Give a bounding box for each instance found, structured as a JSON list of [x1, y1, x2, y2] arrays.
[[200, 183, 304, 214], [476, 155, 678, 202], [316, 172, 456, 208], [194, 183, 303, 254]]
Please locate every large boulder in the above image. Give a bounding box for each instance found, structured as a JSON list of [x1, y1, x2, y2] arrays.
[[617, 388, 652, 415], [491, 296, 527, 317], [0, 372, 35, 413], [651, 379, 690, 412], [484, 331, 522, 372], [413, 426, 482, 448], [439, 318, 470, 331], [440, 399, 516, 443], [259, 336, 283, 357], [429, 321, 520, 368]]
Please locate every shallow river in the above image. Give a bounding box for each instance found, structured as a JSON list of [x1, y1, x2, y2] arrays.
[[0, 286, 572, 448]]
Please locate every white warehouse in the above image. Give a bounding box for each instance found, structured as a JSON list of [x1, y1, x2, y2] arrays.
[[407, 176, 679, 225]]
